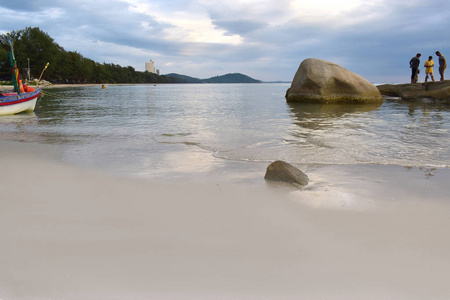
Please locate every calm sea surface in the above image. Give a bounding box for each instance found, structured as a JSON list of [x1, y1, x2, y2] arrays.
[[1, 83, 449, 178]]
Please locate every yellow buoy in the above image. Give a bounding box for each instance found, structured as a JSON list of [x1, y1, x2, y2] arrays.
[[102, 85, 106, 89]]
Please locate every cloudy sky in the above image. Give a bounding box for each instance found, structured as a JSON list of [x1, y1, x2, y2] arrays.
[[1, 0, 449, 83]]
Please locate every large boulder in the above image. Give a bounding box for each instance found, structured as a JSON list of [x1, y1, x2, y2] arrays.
[[286, 58, 383, 104], [264, 161, 309, 186]]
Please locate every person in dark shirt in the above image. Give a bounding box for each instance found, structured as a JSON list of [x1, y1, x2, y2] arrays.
[[410, 53, 421, 83], [435, 51, 447, 83]]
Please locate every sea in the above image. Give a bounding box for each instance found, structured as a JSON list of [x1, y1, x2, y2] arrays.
[[1, 83, 449, 182]]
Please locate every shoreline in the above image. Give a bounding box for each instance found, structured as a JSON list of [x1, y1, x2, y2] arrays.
[[1, 83, 155, 90], [1, 137, 449, 199], [1, 139, 450, 299], [2, 82, 289, 91]]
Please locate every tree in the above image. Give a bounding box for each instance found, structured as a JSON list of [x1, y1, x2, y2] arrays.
[[1, 27, 185, 84], [14, 27, 62, 79]]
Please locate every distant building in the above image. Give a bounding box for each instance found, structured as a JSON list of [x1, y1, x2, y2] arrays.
[[145, 60, 155, 73], [156, 69, 160, 75]]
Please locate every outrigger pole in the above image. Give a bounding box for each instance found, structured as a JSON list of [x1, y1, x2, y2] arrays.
[[37, 62, 50, 86]]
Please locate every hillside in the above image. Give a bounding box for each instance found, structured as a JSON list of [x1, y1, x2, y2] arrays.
[[164, 73, 203, 83], [166, 72, 262, 83], [203, 73, 262, 83]]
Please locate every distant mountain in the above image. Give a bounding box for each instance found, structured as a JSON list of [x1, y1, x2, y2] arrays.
[[164, 73, 203, 83], [203, 73, 262, 83], [165, 73, 262, 83]]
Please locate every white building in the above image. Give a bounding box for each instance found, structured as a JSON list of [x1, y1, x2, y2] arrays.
[[145, 60, 155, 73]]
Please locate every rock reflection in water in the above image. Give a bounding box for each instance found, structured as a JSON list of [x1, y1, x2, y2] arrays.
[[288, 102, 382, 130]]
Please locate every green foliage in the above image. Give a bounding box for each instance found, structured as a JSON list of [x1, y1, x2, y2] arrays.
[[0, 27, 181, 84], [0, 47, 9, 79]]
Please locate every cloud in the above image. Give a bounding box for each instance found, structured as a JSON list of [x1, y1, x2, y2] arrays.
[[1, 0, 450, 82]]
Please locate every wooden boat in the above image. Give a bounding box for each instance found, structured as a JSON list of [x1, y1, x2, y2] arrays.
[[0, 87, 41, 115], [0, 39, 42, 115]]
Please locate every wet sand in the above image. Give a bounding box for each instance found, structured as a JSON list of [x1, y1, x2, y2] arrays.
[[1, 139, 450, 300]]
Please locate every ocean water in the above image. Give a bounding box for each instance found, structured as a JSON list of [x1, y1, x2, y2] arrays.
[[1, 83, 449, 179]]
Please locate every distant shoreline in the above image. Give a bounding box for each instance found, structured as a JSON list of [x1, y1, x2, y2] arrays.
[[2, 82, 292, 91]]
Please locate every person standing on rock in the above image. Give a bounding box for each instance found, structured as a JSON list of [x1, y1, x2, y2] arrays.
[[410, 53, 421, 83], [424, 56, 435, 82], [435, 51, 447, 83]]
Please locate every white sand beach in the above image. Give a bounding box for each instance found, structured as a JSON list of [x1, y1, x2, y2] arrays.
[[1, 139, 450, 300]]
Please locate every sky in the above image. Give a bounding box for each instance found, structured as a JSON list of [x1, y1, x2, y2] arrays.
[[1, 0, 449, 83]]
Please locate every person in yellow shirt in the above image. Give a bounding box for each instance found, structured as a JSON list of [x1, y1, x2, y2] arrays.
[[424, 56, 435, 82]]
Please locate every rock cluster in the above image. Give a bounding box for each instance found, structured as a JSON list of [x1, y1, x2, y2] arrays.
[[377, 81, 450, 101], [286, 58, 383, 104]]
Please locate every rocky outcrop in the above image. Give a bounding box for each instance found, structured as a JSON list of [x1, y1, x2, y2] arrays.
[[286, 58, 383, 104], [377, 80, 450, 102], [264, 161, 309, 186]]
